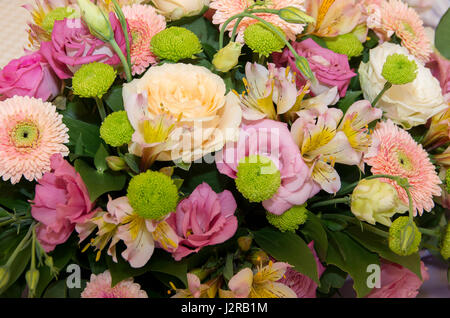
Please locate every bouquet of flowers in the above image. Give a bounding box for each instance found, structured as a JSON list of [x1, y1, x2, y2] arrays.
[[0, 0, 449, 299]]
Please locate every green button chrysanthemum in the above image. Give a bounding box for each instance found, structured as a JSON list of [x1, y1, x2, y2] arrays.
[[388, 216, 421, 256], [381, 53, 418, 85], [324, 33, 363, 59], [42, 7, 77, 33], [235, 155, 281, 203], [127, 170, 179, 220], [150, 27, 202, 62], [441, 224, 450, 260], [266, 204, 308, 233], [72, 62, 117, 99], [445, 169, 450, 194], [99, 111, 134, 147], [244, 22, 286, 57]]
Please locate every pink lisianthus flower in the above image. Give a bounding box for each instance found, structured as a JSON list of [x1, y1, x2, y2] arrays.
[[0, 51, 60, 101], [31, 154, 95, 252], [216, 119, 319, 215], [39, 13, 128, 79], [166, 183, 238, 261], [273, 38, 356, 97], [366, 260, 429, 298], [277, 241, 325, 298], [426, 52, 450, 103]]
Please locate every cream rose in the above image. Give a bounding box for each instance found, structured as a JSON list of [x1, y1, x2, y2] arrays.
[[359, 42, 447, 128], [152, 0, 209, 21], [123, 63, 242, 162]]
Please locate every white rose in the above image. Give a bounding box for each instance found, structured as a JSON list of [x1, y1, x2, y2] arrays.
[[359, 42, 447, 128], [152, 0, 209, 21]]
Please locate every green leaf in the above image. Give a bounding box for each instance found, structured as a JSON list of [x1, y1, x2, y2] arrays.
[[326, 231, 379, 298], [253, 227, 319, 283], [0, 235, 31, 295], [63, 117, 101, 157], [336, 91, 362, 113], [436, 8, 450, 59], [94, 144, 109, 173], [121, 153, 140, 174], [43, 279, 67, 298], [104, 85, 125, 112], [301, 212, 328, 260], [317, 265, 348, 294], [179, 163, 230, 194], [345, 224, 422, 279], [176, 16, 220, 50], [223, 253, 234, 281], [74, 159, 127, 202], [174, 159, 192, 171]]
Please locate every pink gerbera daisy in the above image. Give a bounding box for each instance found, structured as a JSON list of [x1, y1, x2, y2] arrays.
[[122, 4, 166, 75], [210, 0, 306, 42], [81, 270, 148, 298], [0, 96, 69, 184], [364, 120, 441, 215], [379, 0, 432, 62]]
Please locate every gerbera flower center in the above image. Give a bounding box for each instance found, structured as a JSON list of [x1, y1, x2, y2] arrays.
[[396, 150, 413, 171], [402, 22, 415, 36], [11, 121, 40, 149]]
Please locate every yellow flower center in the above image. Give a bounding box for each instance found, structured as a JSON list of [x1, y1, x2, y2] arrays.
[[402, 22, 415, 36], [10, 121, 40, 150], [397, 150, 413, 171]]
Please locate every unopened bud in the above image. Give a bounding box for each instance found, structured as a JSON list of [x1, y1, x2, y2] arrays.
[[189, 268, 213, 281], [212, 42, 242, 72], [237, 236, 252, 252], [25, 269, 40, 294], [77, 0, 113, 42], [279, 7, 315, 24], [0, 266, 10, 290], [106, 156, 127, 171], [248, 250, 269, 266]]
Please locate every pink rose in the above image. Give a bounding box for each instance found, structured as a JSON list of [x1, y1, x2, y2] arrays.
[[277, 242, 325, 298], [273, 38, 356, 97], [366, 260, 429, 298], [426, 52, 450, 102], [31, 154, 95, 252], [0, 52, 60, 101], [166, 183, 238, 261], [39, 13, 128, 79], [216, 119, 319, 215]]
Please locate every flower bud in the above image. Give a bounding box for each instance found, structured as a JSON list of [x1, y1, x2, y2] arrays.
[[77, 0, 113, 42], [248, 249, 269, 266], [351, 179, 408, 226], [212, 42, 242, 72], [106, 156, 127, 171], [0, 266, 10, 290], [279, 7, 315, 24], [25, 268, 40, 294], [237, 236, 253, 252]]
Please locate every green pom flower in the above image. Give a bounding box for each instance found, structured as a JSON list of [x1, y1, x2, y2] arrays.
[[127, 170, 179, 220], [72, 62, 117, 99], [324, 33, 363, 59], [100, 111, 134, 147], [441, 224, 450, 260], [266, 205, 308, 232], [42, 7, 77, 33], [150, 27, 202, 62], [244, 22, 286, 57], [381, 54, 418, 85], [388, 216, 421, 256], [445, 169, 450, 194], [235, 155, 281, 203]]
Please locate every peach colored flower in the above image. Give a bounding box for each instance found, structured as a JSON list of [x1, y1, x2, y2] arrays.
[[210, 0, 306, 43], [123, 63, 242, 163], [122, 4, 166, 75], [81, 270, 148, 298], [0, 96, 69, 184], [364, 120, 441, 215], [369, 0, 432, 62]]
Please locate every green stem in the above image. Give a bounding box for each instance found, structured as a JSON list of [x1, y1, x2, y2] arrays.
[[372, 82, 392, 107], [322, 214, 390, 238], [109, 39, 132, 82], [30, 226, 36, 270], [95, 97, 107, 121], [230, 16, 244, 42], [309, 197, 351, 209], [6, 224, 33, 267], [418, 227, 440, 238], [111, 0, 132, 71], [0, 216, 27, 227]]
